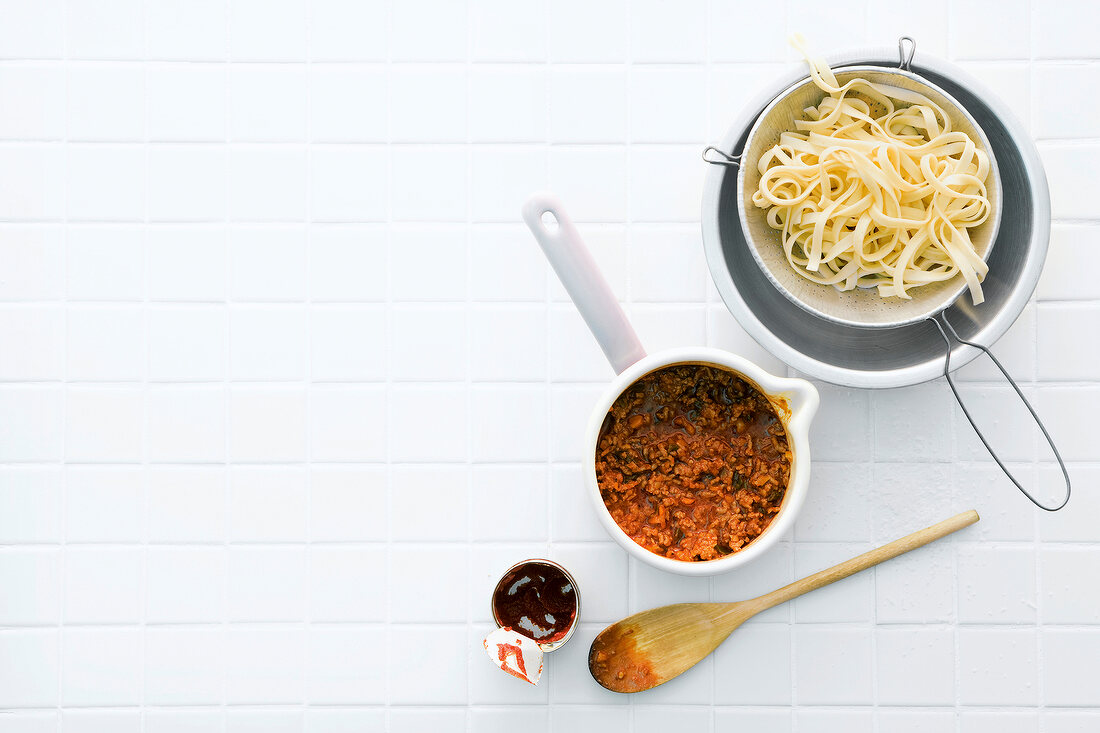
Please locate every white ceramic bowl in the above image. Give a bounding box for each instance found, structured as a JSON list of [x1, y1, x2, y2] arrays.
[[523, 194, 819, 576], [582, 348, 818, 576]]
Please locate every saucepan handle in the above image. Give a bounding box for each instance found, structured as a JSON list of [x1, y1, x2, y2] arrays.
[[522, 194, 647, 375], [930, 314, 1071, 511]]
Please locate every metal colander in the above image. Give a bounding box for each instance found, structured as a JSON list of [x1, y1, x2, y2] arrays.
[[701, 38, 1069, 511], [733, 66, 1002, 329]]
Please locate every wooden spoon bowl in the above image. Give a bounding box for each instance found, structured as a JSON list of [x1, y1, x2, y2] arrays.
[[590, 510, 979, 693]]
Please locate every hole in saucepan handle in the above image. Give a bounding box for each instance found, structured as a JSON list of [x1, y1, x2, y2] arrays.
[[540, 209, 560, 232], [931, 314, 1072, 512]]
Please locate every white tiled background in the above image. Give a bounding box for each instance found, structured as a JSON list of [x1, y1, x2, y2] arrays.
[[1, 0, 1098, 731]]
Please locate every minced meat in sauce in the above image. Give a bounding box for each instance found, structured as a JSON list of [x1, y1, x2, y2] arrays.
[[595, 364, 792, 562]]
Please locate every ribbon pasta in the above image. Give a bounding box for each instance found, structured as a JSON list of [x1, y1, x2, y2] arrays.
[[752, 38, 992, 304]]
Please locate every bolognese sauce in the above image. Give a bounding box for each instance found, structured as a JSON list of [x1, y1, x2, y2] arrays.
[[595, 364, 792, 562]]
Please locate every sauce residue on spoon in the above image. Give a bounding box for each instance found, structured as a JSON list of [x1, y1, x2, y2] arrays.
[[589, 627, 659, 693], [492, 561, 577, 645]]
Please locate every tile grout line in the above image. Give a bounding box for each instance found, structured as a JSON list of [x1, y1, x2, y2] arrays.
[[383, 0, 394, 725], [7, 618, 1100, 632], [864, 5, 880, 724], [8, 134, 1100, 147], [13, 536, 1100, 549], [1028, 1, 1048, 726], [304, 0, 315, 721], [702, 0, 717, 715], [57, 0, 70, 725], [864, 9, 881, 732], [463, 0, 474, 726], [9, 208, 1100, 225], [528, 1, 553, 720], [623, 4, 636, 728], [138, 0, 151, 729], [32, 455, 1100, 468], [541, 0, 554, 686], [220, 2, 232, 728], [783, 6, 800, 726], [10, 56, 1100, 67]]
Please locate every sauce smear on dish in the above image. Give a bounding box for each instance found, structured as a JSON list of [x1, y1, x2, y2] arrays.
[[596, 365, 791, 562]]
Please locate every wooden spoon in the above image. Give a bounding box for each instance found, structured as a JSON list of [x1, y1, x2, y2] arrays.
[[589, 509, 979, 692]]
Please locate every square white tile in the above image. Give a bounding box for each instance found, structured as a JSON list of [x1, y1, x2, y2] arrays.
[[227, 546, 307, 622], [229, 387, 308, 462], [309, 546, 387, 622], [66, 386, 145, 463], [228, 0, 307, 61], [147, 64, 228, 142], [146, 0, 227, 60], [223, 626, 305, 704], [145, 627, 224, 705], [0, 549, 61, 626], [793, 627, 873, 705], [309, 385, 389, 462], [146, 145, 227, 220], [61, 627, 143, 706], [958, 628, 1039, 706], [0, 467, 62, 543], [65, 466, 143, 543], [67, 65, 145, 142], [146, 466, 225, 543], [309, 0, 387, 61], [66, 226, 144, 300], [147, 386, 226, 463], [145, 547, 225, 623], [0, 630, 60, 707], [305, 626, 387, 703], [0, 65, 64, 140]]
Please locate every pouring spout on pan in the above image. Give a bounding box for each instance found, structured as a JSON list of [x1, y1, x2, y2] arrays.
[[772, 375, 821, 438]]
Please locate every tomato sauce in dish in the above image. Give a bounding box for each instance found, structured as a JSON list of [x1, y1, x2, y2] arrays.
[[596, 364, 792, 562], [492, 561, 578, 645]]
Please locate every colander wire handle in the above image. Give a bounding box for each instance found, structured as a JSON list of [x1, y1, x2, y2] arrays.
[[897, 36, 916, 71], [522, 193, 647, 375], [702, 146, 741, 167], [931, 315, 1072, 511]]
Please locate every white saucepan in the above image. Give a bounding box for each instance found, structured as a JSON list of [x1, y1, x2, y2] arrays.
[[523, 193, 819, 576]]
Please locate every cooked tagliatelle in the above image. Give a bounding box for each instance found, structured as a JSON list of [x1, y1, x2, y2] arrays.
[[752, 36, 992, 304]]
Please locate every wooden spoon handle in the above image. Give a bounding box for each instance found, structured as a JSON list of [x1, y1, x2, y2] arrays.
[[745, 509, 979, 615]]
